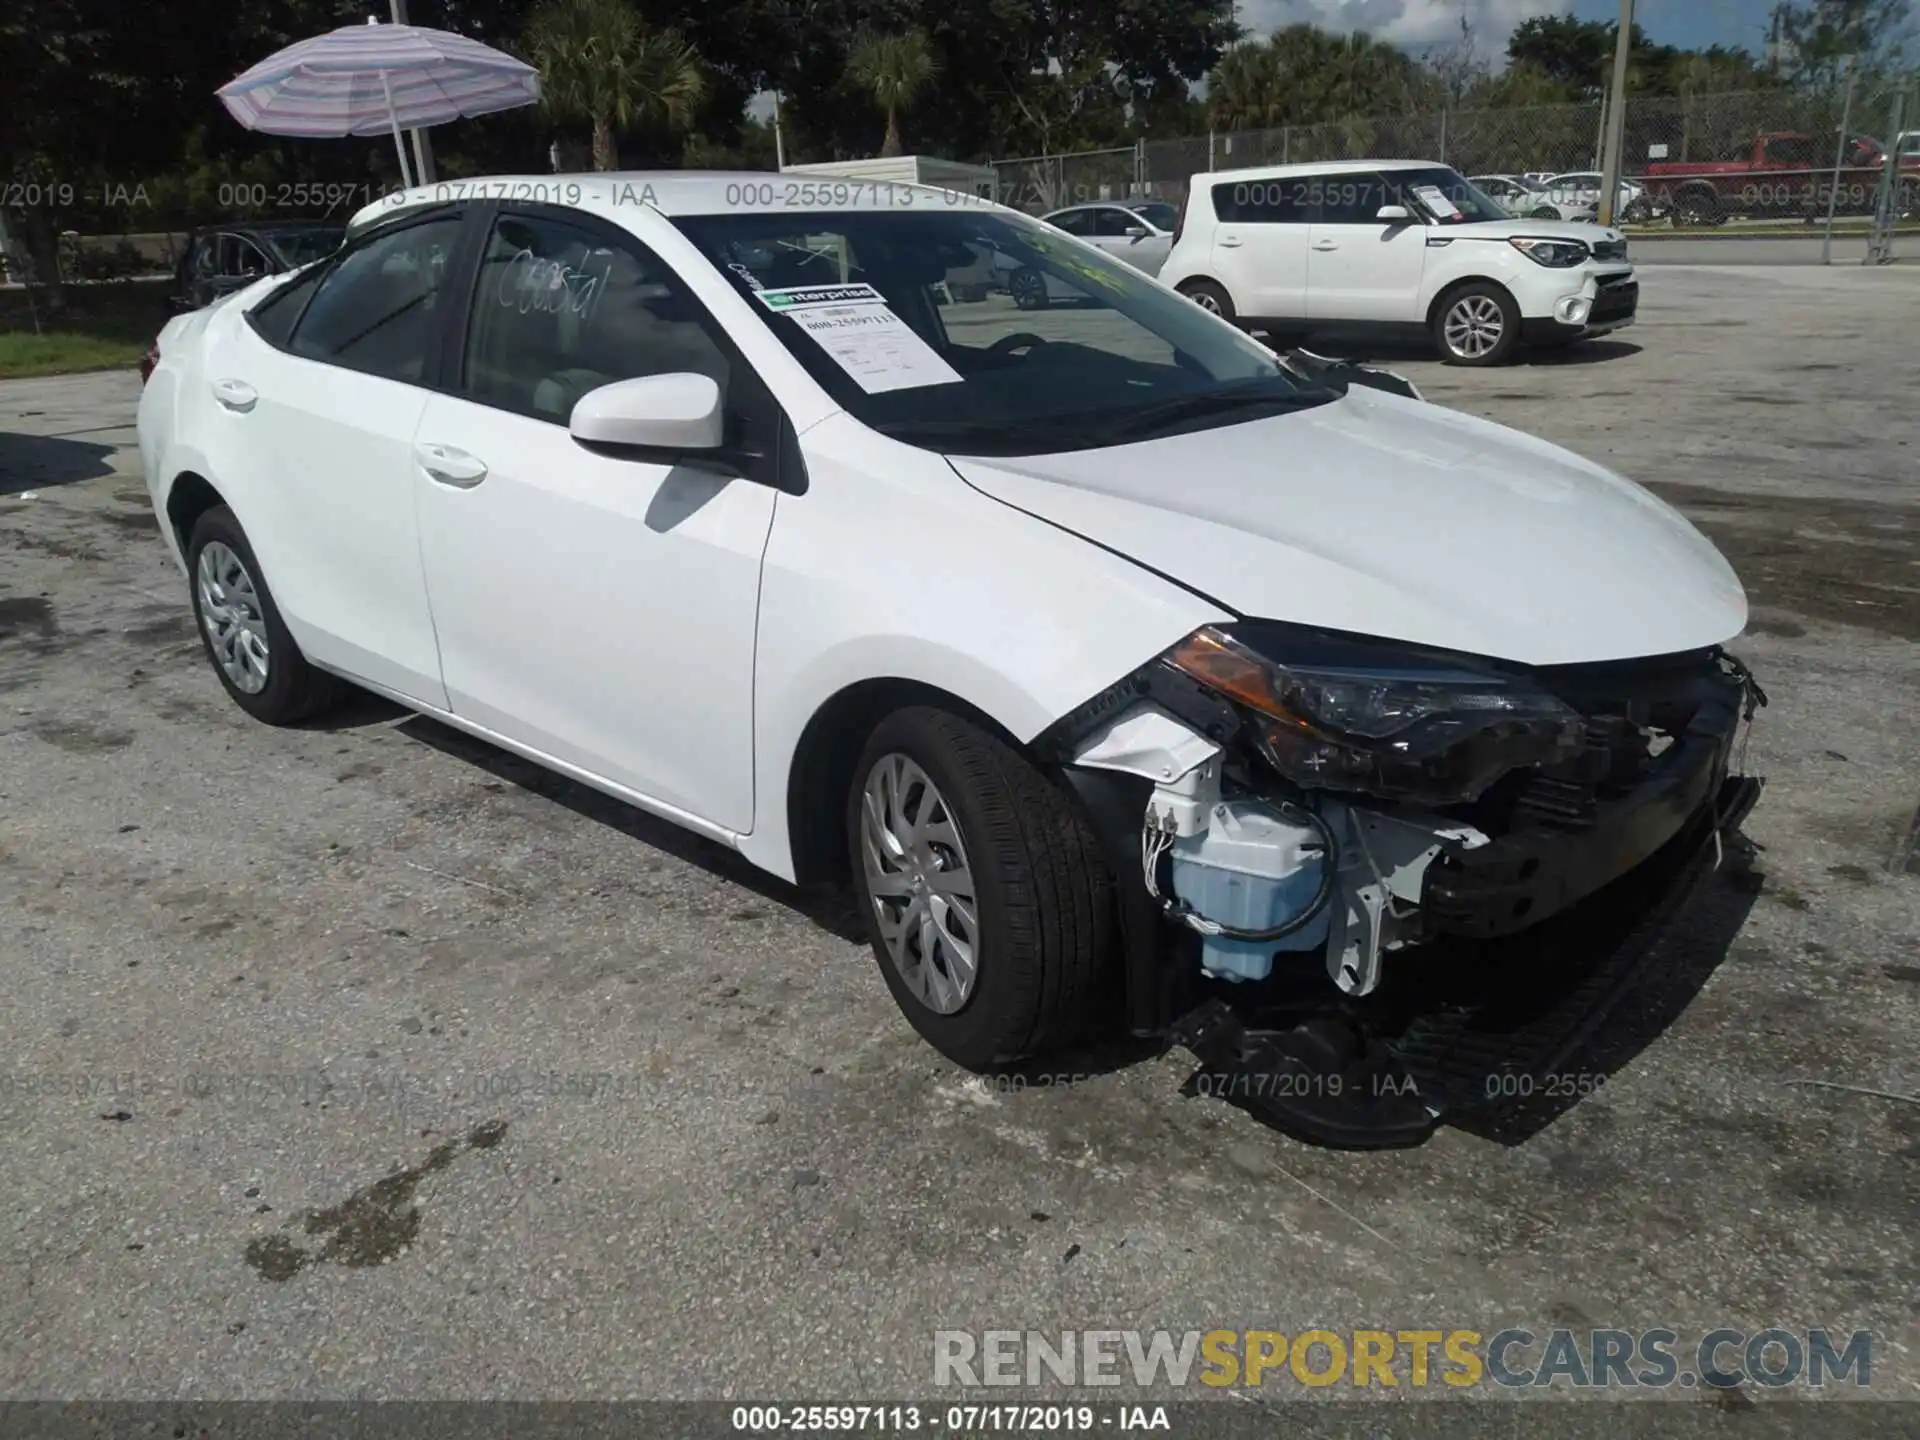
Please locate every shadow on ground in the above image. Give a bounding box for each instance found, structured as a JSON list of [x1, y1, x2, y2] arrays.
[[1271, 331, 1643, 368], [393, 712, 869, 944], [0, 432, 117, 494]]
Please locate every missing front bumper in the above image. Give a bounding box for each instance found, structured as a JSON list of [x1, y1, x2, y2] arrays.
[[1169, 773, 1762, 1149]]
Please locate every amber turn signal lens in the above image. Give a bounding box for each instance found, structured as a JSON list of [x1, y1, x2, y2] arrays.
[[1166, 628, 1300, 725]]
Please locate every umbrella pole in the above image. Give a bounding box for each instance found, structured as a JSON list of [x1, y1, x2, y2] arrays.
[[380, 68, 415, 190]]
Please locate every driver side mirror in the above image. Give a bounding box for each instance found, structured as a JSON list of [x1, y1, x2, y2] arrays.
[[1376, 204, 1412, 222], [1123, 223, 1149, 239], [570, 373, 723, 452]]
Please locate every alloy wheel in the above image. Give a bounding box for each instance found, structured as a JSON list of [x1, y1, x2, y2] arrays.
[[196, 540, 271, 694], [859, 753, 979, 1015], [1443, 296, 1505, 360]]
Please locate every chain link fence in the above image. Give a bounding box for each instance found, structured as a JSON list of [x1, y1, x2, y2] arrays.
[[994, 85, 1920, 260]]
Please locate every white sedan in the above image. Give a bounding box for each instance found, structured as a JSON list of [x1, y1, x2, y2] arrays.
[[1038, 200, 1179, 276], [1469, 174, 1597, 222], [136, 174, 1761, 1133]]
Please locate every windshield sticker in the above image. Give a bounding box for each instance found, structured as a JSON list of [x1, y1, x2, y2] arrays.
[[755, 283, 886, 311], [1411, 184, 1463, 219], [777, 295, 963, 393]]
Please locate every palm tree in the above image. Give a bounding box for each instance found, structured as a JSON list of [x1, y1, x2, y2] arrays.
[[846, 31, 940, 158], [524, 0, 705, 171], [1207, 42, 1286, 130]]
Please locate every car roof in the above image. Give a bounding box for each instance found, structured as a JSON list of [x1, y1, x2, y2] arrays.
[[349, 171, 1018, 232], [1201, 158, 1442, 182]]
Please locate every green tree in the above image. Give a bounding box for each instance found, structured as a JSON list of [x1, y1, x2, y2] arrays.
[[523, 0, 705, 171], [1771, 0, 1914, 86], [1207, 41, 1286, 129], [845, 29, 940, 157]]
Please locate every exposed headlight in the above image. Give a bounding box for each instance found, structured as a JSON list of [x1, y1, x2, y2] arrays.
[[1509, 236, 1589, 268], [1163, 626, 1584, 805]]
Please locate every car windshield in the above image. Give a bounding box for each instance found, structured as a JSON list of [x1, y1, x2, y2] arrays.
[[1392, 168, 1510, 225], [263, 226, 345, 268], [673, 207, 1329, 456], [1130, 202, 1180, 231]]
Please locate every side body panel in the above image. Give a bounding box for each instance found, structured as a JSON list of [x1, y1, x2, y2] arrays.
[[736, 414, 1227, 881]]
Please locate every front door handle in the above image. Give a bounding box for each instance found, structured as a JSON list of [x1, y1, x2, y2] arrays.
[[416, 443, 488, 488], [1312, 240, 1339, 251], [1217, 235, 1244, 248], [211, 378, 257, 412]]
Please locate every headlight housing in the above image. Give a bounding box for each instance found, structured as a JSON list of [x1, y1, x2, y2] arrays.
[[1509, 236, 1589, 268], [1163, 626, 1585, 806]]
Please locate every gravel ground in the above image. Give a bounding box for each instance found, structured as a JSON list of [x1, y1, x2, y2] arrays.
[[1, 263, 1916, 1412]]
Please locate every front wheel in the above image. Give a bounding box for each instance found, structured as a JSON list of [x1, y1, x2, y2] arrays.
[[847, 707, 1113, 1070], [1434, 283, 1520, 366]]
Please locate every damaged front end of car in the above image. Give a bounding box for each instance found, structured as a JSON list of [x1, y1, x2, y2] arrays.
[[1040, 623, 1767, 1148]]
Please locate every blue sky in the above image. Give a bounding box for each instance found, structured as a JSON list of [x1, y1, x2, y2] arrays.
[[1235, 1, 1784, 58]]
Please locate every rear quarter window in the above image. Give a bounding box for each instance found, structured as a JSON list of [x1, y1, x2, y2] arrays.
[[245, 265, 325, 348]]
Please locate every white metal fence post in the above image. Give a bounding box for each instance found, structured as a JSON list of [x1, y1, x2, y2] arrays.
[[1823, 60, 1859, 266]]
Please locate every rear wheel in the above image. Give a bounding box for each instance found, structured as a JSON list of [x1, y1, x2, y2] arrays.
[[187, 505, 340, 724], [1433, 283, 1520, 366], [1672, 186, 1722, 227], [847, 706, 1112, 1070], [1007, 267, 1050, 311], [1178, 278, 1236, 324]]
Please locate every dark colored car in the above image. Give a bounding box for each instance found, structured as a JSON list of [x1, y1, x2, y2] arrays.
[[170, 222, 345, 313]]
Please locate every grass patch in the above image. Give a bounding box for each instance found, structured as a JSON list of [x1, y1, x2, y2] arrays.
[[0, 281, 171, 378]]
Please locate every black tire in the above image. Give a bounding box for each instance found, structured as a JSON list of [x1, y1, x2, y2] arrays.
[[1007, 267, 1049, 311], [846, 706, 1113, 1070], [1528, 206, 1560, 221], [1178, 278, 1236, 323], [186, 505, 341, 725], [1672, 186, 1722, 228], [1432, 281, 1521, 367], [1897, 179, 1920, 222]]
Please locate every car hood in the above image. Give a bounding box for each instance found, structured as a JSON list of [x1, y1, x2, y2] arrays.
[[946, 387, 1747, 667]]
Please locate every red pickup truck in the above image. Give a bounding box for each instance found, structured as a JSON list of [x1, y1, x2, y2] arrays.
[[1642, 131, 1920, 225]]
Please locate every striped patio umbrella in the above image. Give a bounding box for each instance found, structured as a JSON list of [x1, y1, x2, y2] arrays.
[[218, 18, 539, 188]]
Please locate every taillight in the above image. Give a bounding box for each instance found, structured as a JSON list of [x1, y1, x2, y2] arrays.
[[140, 339, 160, 385], [1172, 192, 1188, 247]]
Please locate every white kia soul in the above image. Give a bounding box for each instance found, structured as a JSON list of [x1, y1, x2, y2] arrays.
[[1157, 159, 1638, 365], [137, 175, 1755, 1139]]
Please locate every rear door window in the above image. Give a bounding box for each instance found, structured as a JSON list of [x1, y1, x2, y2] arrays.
[[1212, 177, 1312, 225], [287, 214, 463, 385]]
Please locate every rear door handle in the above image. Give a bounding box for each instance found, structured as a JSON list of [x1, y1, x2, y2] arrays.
[[1217, 236, 1244, 248], [211, 378, 257, 412], [416, 443, 488, 488]]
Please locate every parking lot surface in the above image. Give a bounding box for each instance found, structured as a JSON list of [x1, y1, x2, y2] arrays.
[[2, 264, 1917, 1405]]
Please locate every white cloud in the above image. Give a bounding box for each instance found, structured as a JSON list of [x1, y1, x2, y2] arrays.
[[1236, 0, 1575, 57]]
